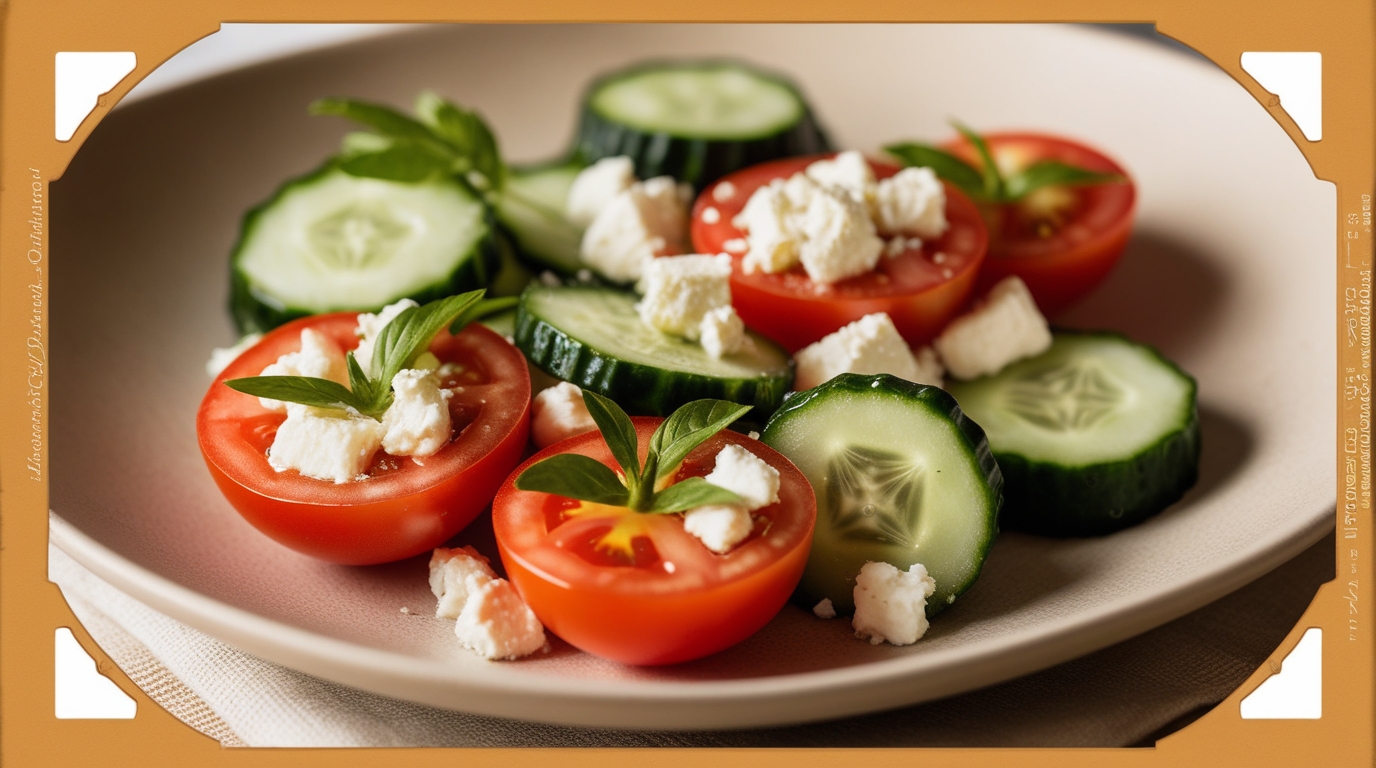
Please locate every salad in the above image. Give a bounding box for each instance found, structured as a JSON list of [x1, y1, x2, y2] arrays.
[[197, 59, 1199, 665]]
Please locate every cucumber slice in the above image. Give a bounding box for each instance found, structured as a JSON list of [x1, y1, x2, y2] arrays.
[[514, 284, 793, 417], [761, 374, 1002, 617], [575, 61, 832, 189], [230, 163, 498, 333], [946, 331, 1200, 536], [494, 161, 586, 276]]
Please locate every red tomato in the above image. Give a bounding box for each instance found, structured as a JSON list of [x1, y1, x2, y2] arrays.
[[691, 155, 988, 351], [944, 132, 1136, 316], [491, 420, 815, 665], [197, 313, 530, 565]]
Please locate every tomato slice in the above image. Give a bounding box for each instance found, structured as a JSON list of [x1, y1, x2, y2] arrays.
[[197, 313, 531, 565], [944, 132, 1136, 316], [690, 154, 989, 351], [491, 419, 816, 665]]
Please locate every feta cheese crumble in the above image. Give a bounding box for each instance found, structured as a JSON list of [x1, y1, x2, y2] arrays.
[[580, 176, 692, 283], [455, 579, 547, 661], [256, 328, 348, 412], [813, 598, 837, 619], [267, 403, 385, 483], [698, 305, 746, 359], [734, 169, 883, 284], [530, 382, 597, 448], [206, 332, 262, 377], [703, 443, 781, 510], [354, 299, 419, 377], [381, 369, 453, 457], [682, 504, 755, 555], [793, 313, 931, 390], [429, 546, 498, 619], [636, 254, 733, 339], [852, 561, 936, 646], [429, 547, 546, 660], [805, 150, 875, 203], [684, 444, 781, 554], [934, 276, 1052, 380], [796, 184, 884, 284], [873, 166, 948, 238], [565, 156, 636, 227]]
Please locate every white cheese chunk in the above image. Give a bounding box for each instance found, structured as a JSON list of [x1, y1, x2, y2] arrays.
[[698, 305, 746, 360], [381, 369, 452, 457], [530, 382, 597, 448], [565, 156, 636, 227], [454, 578, 547, 660], [636, 254, 733, 339], [703, 444, 780, 511], [256, 328, 348, 412], [934, 276, 1052, 380], [580, 176, 692, 282], [735, 172, 883, 284], [793, 313, 923, 390], [852, 561, 936, 646], [805, 150, 876, 203], [813, 598, 837, 619], [429, 546, 498, 619], [267, 403, 384, 484], [796, 183, 884, 284], [682, 504, 755, 554], [354, 298, 419, 377], [873, 166, 948, 238], [206, 332, 262, 377], [734, 178, 802, 275]]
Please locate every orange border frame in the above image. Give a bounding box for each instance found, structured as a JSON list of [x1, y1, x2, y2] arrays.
[[2, 1, 1371, 766]]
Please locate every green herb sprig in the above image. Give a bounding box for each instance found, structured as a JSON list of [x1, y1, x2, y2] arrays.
[[515, 392, 751, 513], [884, 122, 1123, 205], [223, 290, 515, 421], [311, 91, 506, 197]]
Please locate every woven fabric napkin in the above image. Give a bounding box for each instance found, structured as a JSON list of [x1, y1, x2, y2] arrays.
[[47, 529, 1334, 748]]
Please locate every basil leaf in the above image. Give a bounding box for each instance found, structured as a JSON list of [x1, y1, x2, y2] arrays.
[[223, 375, 373, 417], [337, 143, 452, 182], [884, 142, 987, 201], [339, 131, 394, 157], [449, 296, 519, 335], [345, 352, 377, 411], [951, 121, 1005, 201], [647, 477, 743, 513], [580, 389, 641, 482], [649, 399, 753, 482], [415, 91, 505, 192], [371, 291, 485, 397], [310, 97, 437, 143], [515, 453, 630, 506], [1003, 160, 1124, 200]]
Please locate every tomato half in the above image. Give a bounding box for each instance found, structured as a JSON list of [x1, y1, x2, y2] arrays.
[[491, 420, 816, 665], [690, 155, 988, 352], [197, 313, 530, 565], [944, 133, 1136, 316]]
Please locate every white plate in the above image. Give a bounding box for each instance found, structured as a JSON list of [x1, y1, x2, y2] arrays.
[[50, 23, 1334, 730]]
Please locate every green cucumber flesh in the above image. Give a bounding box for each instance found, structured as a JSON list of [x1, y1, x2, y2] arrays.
[[495, 161, 586, 276], [761, 374, 1002, 617], [575, 61, 832, 189], [230, 164, 496, 333], [514, 284, 793, 417], [946, 331, 1200, 536]]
